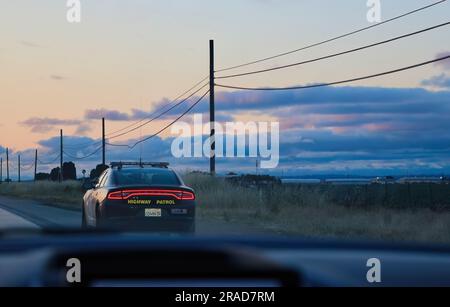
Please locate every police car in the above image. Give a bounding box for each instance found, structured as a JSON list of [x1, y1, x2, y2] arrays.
[[82, 162, 196, 233]]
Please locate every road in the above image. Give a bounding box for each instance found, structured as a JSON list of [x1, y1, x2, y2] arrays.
[[0, 195, 267, 235], [0, 196, 81, 229]]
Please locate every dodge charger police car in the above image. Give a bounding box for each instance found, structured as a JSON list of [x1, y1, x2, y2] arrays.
[[82, 162, 196, 233]]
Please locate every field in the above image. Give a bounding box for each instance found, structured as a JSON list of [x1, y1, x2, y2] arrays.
[[1, 174, 450, 243]]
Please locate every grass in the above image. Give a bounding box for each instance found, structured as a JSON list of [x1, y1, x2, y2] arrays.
[[184, 173, 450, 243], [1, 175, 450, 243], [0, 181, 82, 210]]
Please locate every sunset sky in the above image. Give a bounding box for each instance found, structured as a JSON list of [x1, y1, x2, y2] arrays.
[[1, 0, 450, 177]]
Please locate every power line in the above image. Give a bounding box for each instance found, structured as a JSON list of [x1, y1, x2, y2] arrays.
[[64, 140, 102, 150], [216, 0, 448, 73], [107, 83, 209, 140], [20, 163, 35, 171], [62, 76, 209, 151], [63, 146, 103, 161], [216, 22, 450, 79], [109, 90, 210, 149], [105, 75, 209, 138], [216, 55, 450, 91], [37, 153, 61, 165], [129, 90, 209, 149]]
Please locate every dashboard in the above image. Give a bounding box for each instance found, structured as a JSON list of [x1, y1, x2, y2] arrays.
[[0, 232, 450, 287]]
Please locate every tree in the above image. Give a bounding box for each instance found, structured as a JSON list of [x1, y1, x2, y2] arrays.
[[90, 164, 109, 179], [63, 162, 77, 180], [35, 173, 50, 181], [50, 167, 60, 182]]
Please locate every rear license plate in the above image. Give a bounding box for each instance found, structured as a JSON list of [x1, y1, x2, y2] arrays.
[[145, 208, 161, 217]]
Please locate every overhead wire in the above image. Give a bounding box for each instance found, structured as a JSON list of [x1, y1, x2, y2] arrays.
[[216, 55, 450, 91], [216, 0, 448, 72], [216, 22, 450, 79], [108, 90, 210, 149]]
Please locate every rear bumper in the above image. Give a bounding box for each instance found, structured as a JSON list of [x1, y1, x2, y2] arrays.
[[97, 201, 196, 232]]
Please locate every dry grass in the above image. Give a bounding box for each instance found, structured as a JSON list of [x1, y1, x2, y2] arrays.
[[0, 181, 82, 209], [1, 175, 450, 243], [183, 173, 450, 244]]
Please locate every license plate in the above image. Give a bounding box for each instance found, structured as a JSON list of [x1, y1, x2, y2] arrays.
[[145, 208, 161, 217]]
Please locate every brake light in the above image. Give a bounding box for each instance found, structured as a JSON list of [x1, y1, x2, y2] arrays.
[[180, 191, 195, 200], [107, 191, 123, 200], [107, 190, 195, 200]]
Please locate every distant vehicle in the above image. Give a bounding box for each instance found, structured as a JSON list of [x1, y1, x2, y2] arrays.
[[82, 162, 196, 233]]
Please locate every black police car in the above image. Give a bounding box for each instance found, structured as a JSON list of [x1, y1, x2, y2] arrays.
[[82, 162, 196, 233]]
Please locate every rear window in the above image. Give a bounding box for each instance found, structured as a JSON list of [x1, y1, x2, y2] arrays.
[[112, 169, 181, 186]]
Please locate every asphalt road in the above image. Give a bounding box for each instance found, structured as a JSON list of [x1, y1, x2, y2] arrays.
[[0, 195, 268, 235], [0, 196, 80, 229]]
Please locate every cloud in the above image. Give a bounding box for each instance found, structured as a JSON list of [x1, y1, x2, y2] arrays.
[[435, 51, 450, 70], [39, 136, 99, 150], [19, 41, 41, 48], [421, 73, 450, 89], [15, 84, 450, 176], [212, 86, 448, 112], [84, 100, 201, 122], [84, 109, 132, 121], [50, 75, 66, 81], [20, 117, 82, 133], [75, 123, 92, 135]]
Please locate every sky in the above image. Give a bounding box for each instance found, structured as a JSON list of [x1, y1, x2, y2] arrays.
[[1, 0, 450, 178]]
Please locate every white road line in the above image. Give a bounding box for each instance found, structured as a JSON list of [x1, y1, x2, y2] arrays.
[[0, 207, 39, 230]]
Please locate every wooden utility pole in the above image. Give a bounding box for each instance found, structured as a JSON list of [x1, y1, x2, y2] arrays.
[[60, 129, 63, 182], [102, 117, 106, 166], [34, 149, 38, 181], [18, 154, 21, 182], [0, 157, 2, 183], [209, 40, 216, 175], [6, 148, 10, 182]]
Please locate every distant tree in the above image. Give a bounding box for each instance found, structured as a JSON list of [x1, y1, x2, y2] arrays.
[[50, 167, 60, 181], [90, 164, 109, 179], [63, 162, 77, 181], [35, 173, 50, 181]]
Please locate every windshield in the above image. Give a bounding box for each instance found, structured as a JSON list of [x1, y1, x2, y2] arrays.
[[0, 0, 449, 246], [112, 169, 181, 186]]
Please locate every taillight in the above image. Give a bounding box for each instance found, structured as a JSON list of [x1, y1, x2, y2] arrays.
[[107, 190, 195, 201], [181, 191, 195, 200], [107, 191, 123, 200]]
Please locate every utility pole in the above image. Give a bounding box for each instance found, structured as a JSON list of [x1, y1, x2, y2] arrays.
[[34, 149, 38, 181], [0, 157, 2, 183], [102, 117, 106, 166], [60, 129, 63, 182], [209, 39, 216, 175], [18, 154, 21, 183], [6, 148, 10, 182]]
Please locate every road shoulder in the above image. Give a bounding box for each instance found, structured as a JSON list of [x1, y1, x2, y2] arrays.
[[0, 207, 39, 230]]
